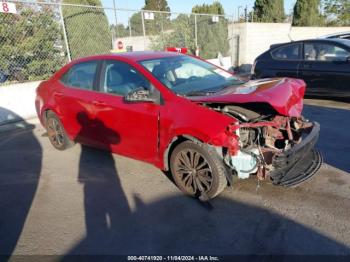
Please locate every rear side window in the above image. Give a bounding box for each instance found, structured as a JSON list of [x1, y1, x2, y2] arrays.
[[60, 61, 97, 90], [271, 44, 301, 60]]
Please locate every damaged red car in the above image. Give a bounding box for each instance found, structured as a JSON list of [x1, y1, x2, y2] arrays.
[[35, 51, 322, 200]]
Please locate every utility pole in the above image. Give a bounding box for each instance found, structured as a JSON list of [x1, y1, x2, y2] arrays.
[[237, 6, 242, 22]]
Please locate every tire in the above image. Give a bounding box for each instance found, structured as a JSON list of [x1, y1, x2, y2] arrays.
[[46, 111, 74, 150], [170, 140, 227, 200]]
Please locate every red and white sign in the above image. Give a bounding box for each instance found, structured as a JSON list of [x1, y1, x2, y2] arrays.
[[166, 47, 188, 54], [0, 2, 17, 14]]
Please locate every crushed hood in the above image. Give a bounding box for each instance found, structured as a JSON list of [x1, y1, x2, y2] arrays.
[[189, 78, 306, 117]]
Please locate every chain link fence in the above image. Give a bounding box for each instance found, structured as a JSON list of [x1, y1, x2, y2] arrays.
[[0, 0, 236, 85], [0, 1, 67, 84]]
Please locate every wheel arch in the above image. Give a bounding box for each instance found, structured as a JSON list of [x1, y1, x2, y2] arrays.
[[162, 135, 203, 171], [41, 108, 75, 141]]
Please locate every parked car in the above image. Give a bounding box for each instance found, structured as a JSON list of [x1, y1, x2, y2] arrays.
[[252, 39, 350, 97], [0, 62, 26, 84], [36, 51, 322, 200], [319, 31, 350, 41]]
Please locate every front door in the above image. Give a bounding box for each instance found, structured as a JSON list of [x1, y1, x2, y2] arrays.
[[300, 41, 350, 96], [91, 59, 161, 163]]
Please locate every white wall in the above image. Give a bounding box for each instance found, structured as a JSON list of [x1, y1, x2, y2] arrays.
[[0, 81, 40, 125], [117, 36, 152, 51], [229, 23, 350, 66]]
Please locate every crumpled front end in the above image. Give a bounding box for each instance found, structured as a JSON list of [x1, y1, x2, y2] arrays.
[[216, 105, 322, 186], [269, 122, 322, 186]]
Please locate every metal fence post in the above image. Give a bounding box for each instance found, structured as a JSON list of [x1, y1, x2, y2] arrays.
[[59, 4, 71, 62], [141, 10, 146, 50], [231, 14, 234, 67], [128, 16, 132, 37], [194, 13, 198, 48]]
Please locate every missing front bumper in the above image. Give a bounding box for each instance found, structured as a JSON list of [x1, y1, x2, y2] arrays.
[[269, 122, 323, 187]]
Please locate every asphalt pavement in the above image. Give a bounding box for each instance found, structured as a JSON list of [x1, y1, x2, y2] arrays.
[[0, 101, 349, 258]]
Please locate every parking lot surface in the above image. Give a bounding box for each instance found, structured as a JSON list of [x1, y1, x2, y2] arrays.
[[0, 103, 350, 257]]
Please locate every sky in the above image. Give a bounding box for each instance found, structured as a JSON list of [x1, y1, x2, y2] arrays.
[[101, 0, 297, 26]]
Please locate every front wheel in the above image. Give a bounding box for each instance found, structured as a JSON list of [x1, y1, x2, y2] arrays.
[[170, 141, 227, 200]]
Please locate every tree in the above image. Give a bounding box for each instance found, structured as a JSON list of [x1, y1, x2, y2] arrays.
[[191, 2, 229, 59], [323, 0, 350, 26], [0, 4, 64, 81], [129, 12, 143, 36], [63, 0, 112, 59], [192, 2, 225, 15], [253, 0, 285, 22], [150, 14, 196, 53], [144, 0, 170, 12], [111, 24, 129, 38], [151, 1, 230, 59], [129, 0, 171, 36], [292, 0, 324, 26]]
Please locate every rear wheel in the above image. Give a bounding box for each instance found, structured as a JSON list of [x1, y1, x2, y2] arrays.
[[170, 141, 227, 200], [46, 111, 74, 150]]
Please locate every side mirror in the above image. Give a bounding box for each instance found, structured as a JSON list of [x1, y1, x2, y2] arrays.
[[124, 88, 157, 103]]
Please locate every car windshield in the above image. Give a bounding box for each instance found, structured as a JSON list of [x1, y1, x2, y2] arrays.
[[139, 55, 244, 96]]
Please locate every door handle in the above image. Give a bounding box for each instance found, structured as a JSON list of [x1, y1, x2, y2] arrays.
[[92, 100, 106, 106], [303, 63, 312, 69], [54, 92, 63, 97]]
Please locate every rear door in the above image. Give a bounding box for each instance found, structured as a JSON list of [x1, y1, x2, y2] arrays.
[[255, 43, 302, 79], [91, 59, 161, 163], [56, 60, 101, 145], [300, 41, 350, 96]]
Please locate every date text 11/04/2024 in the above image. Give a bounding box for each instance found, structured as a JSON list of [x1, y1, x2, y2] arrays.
[[127, 255, 219, 261]]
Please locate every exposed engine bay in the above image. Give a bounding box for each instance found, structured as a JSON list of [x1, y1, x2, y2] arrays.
[[205, 103, 322, 186]]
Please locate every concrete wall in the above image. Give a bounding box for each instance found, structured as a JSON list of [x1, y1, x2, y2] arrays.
[[118, 36, 152, 51], [228, 23, 350, 66], [0, 81, 40, 125]]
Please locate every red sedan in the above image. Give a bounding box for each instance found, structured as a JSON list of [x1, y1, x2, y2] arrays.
[[35, 51, 322, 200]]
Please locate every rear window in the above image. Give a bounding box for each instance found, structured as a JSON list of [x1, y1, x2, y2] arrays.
[[60, 61, 97, 90], [271, 44, 301, 60]]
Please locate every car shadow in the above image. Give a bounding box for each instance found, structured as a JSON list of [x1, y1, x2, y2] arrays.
[[303, 105, 350, 173], [0, 107, 42, 258], [64, 148, 350, 257], [75, 111, 120, 147]]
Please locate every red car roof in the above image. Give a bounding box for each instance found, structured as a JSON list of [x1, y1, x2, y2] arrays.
[[78, 51, 184, 63], [114, 51, 184, 61]]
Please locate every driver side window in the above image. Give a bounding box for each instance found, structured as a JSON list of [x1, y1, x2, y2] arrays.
[[101, 60, 151, 96]]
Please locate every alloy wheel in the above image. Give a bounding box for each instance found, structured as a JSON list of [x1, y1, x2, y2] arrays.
[[47, 118, 64, 148], [173, 149, 213, 195]]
